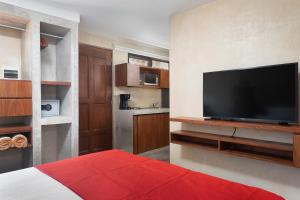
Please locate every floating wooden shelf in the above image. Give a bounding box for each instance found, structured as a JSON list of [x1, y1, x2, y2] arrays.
[[41, 81, 71, 86], [0, 125, 32, 136], [171, 117, 300, 168], [171, 130, 294, 167], [170, 117, 300, 134], [0, 144, 32, 152], [172, 130, 293, 151]]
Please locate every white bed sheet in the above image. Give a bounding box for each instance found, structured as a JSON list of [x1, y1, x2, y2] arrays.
[[0, 167, 82, 200]]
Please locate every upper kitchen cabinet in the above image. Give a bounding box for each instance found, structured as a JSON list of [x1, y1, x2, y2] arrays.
[[115, 63, 169, 89], [115, 63, 140, 87], [160, 69, 169, 89]]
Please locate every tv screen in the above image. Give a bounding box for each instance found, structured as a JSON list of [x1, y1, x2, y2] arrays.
[[203, 63, 298, 123]]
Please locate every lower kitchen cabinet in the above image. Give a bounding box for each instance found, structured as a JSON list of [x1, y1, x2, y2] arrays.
[[133, 113, 170, 154]]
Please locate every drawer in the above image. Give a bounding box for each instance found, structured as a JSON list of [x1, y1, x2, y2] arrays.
[[0, 80, 32, 98], [0, 99, 32, 117]]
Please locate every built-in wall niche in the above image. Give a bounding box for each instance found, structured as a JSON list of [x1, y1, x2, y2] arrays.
[[41, 85, 72, 125], [40, 22, 71, 83], [0, 117, 33, 173], [0, 13, 29, 80], [41, 124, 72, 164]]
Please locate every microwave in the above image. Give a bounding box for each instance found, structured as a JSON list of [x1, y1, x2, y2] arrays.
[[140, 72, 159, 85]]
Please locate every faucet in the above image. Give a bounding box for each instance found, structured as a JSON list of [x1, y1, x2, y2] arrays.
[[152, 102, 159, 108]]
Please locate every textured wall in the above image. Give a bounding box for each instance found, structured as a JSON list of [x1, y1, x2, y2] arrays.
[[0, 28, 22, 78], [170, 0, 300, 199]]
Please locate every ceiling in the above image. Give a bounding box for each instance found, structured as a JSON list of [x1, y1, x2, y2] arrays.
[[4, 0, 213, 48]]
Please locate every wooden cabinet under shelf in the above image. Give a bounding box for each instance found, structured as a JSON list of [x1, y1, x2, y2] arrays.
[[0, 80, 32, 117], [0, 80, 31, 98], [0, 99, 32, 117], [115, 63, 169, 89], [133, 113, 170, 154]]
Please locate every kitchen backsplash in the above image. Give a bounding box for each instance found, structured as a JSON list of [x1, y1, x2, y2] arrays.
[[115, 87, 162, 108]]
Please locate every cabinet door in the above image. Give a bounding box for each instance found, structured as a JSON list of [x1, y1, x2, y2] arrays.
[[134, 113, 170, 154], [135, 114, 157, 154], [160, 70, 169, 88], [0, 99, 32, 117], [127, 64, 140, 86], [0, 80, 32, 98], [157, 113, 170, 148], [115, 63, 140, 87]]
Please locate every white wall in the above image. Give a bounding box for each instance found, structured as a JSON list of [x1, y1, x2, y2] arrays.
[[0, 0, 80, 22], [0, 27, 22, 78], [170, 0, 300, 199]]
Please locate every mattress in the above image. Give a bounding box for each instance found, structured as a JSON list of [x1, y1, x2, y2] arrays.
[[36, 150, 284, 200], [0, 167, 81, 200]]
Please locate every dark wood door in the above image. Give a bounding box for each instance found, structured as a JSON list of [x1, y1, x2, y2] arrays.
[[79, 44, 112, 155]]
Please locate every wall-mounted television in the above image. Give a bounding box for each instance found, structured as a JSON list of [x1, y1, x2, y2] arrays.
[[203, 63, 298, 124]]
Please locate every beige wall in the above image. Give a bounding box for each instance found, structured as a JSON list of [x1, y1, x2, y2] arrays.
[[0, 27, 22, 78], [170, 0, 300, 199]]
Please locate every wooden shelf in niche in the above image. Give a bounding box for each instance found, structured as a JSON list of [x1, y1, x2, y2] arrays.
[[0, 124, 32, 136], [2, 144, 33, 151], [41, 81, 71, 86], [171, 130, 294, 167], [0, 125, 32, 151]]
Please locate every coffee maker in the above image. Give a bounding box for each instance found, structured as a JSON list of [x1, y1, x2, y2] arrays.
[[119, 94, 130, 110]]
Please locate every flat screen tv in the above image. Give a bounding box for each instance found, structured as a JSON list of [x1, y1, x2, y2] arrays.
[[203, 63, 298, 124]]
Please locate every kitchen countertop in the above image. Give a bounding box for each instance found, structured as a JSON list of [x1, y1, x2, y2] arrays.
[[119, 108, 169, 115]]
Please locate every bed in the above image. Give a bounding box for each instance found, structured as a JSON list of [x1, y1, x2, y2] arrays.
[[0, 150, 284, 200]]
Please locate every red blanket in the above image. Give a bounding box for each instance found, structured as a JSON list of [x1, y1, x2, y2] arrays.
[[36, 150, 284, 200]]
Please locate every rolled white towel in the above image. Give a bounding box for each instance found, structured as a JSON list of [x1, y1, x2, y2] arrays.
[[11, 134, 28, 148], [0, 137, 12, 150]]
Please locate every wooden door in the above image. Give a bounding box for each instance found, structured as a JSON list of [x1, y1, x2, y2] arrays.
[[79, 44, 112, 155]]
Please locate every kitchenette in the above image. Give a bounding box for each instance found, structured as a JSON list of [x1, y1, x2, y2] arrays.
[[114, 54, 170, 159]]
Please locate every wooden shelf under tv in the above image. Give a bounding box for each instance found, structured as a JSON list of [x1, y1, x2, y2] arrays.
[[171, 130, 295, 167], [170, 117, 300, 168], [170, 117, 300, 134]]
